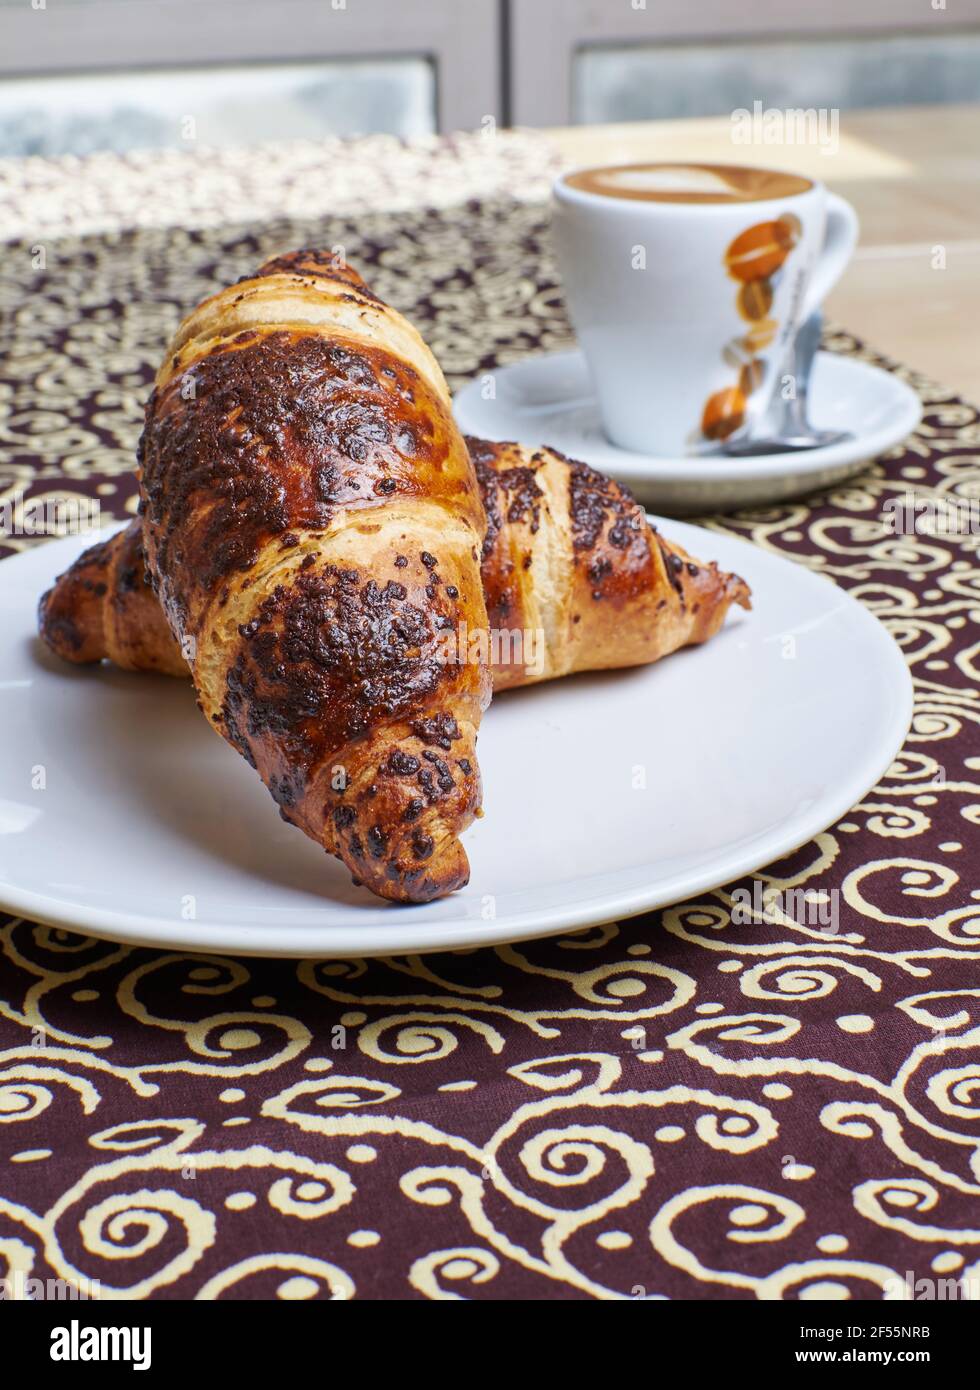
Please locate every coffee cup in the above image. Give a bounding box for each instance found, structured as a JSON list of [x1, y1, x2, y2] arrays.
[[552, 162, 859, 457]]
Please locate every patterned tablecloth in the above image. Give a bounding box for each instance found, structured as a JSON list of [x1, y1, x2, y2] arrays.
[[1, 135, 979, 1302]]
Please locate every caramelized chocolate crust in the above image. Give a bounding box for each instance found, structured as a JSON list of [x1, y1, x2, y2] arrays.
[[137, 252, 490, 903]]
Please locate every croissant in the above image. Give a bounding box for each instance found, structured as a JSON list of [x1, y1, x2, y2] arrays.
[[469, 439, 750, 687], [134, 250, 492, 904], [39, 515, 188, 677], [41, 441, 750, 690]]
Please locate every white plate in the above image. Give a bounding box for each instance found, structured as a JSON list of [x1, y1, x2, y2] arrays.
[[453, 349, 922, 514], [0, 524, 911, 958]]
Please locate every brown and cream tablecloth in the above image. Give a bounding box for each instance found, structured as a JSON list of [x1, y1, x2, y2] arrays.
[[1, 134, 979, 1301]]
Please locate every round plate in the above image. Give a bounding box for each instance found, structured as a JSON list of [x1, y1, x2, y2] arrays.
[[453, 349, 922, 514], [0, 524, 911, 957]]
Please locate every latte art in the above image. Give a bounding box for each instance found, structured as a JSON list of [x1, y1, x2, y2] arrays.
[[564, 163, 813, 205]]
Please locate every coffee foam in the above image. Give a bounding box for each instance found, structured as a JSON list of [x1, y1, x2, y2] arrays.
[[564, 163, 812, 205], [594, 167, 739, 197]]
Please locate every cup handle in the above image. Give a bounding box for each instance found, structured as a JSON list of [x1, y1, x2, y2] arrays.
[[801, 192, 858, 318]]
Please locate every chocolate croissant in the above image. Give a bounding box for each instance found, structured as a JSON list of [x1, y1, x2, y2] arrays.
[[39, 515, 189, 678], [41, 440, 750, 691], [135, 251, 492, 904], [470, 439, 750, 688]]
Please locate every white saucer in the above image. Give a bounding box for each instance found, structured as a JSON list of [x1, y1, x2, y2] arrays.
[[0, 524, 911, 958], [453, 349, 922, 514]]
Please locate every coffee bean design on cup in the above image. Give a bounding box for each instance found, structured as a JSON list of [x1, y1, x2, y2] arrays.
[[737, 279, 773, 321], [553, 163, 857, 456], [701, 212, 803, 443]]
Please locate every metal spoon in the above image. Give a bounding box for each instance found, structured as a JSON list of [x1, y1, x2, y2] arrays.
[[721, 311, 853, 457]]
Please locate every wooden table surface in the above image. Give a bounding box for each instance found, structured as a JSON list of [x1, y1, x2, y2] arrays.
[[547, 104, 980, 401]]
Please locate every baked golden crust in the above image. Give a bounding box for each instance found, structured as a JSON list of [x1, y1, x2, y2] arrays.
[[38, 520, 187, 676], [137, 252, 491, 903], [470, 438, 751, 689], [41, 443, 752, 694]]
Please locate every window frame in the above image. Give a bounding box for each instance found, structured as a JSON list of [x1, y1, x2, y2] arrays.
[[0, 0, 503, 135], [508, 0, 980, 127]]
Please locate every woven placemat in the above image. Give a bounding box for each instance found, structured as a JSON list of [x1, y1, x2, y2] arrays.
[[1, 195, 979, 1301], [0, 128, 562, 241]]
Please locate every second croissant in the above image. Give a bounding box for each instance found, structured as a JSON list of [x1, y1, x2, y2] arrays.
[[40, 437, 750, 690]]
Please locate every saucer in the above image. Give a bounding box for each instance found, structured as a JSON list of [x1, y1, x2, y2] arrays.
[[453, 349, 922, 514]]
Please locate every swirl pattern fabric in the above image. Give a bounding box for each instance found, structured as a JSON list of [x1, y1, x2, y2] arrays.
[[1, 194, 979, 1300]]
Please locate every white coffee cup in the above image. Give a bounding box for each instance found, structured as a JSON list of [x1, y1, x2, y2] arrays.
[[552, 162, 859, 457]]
